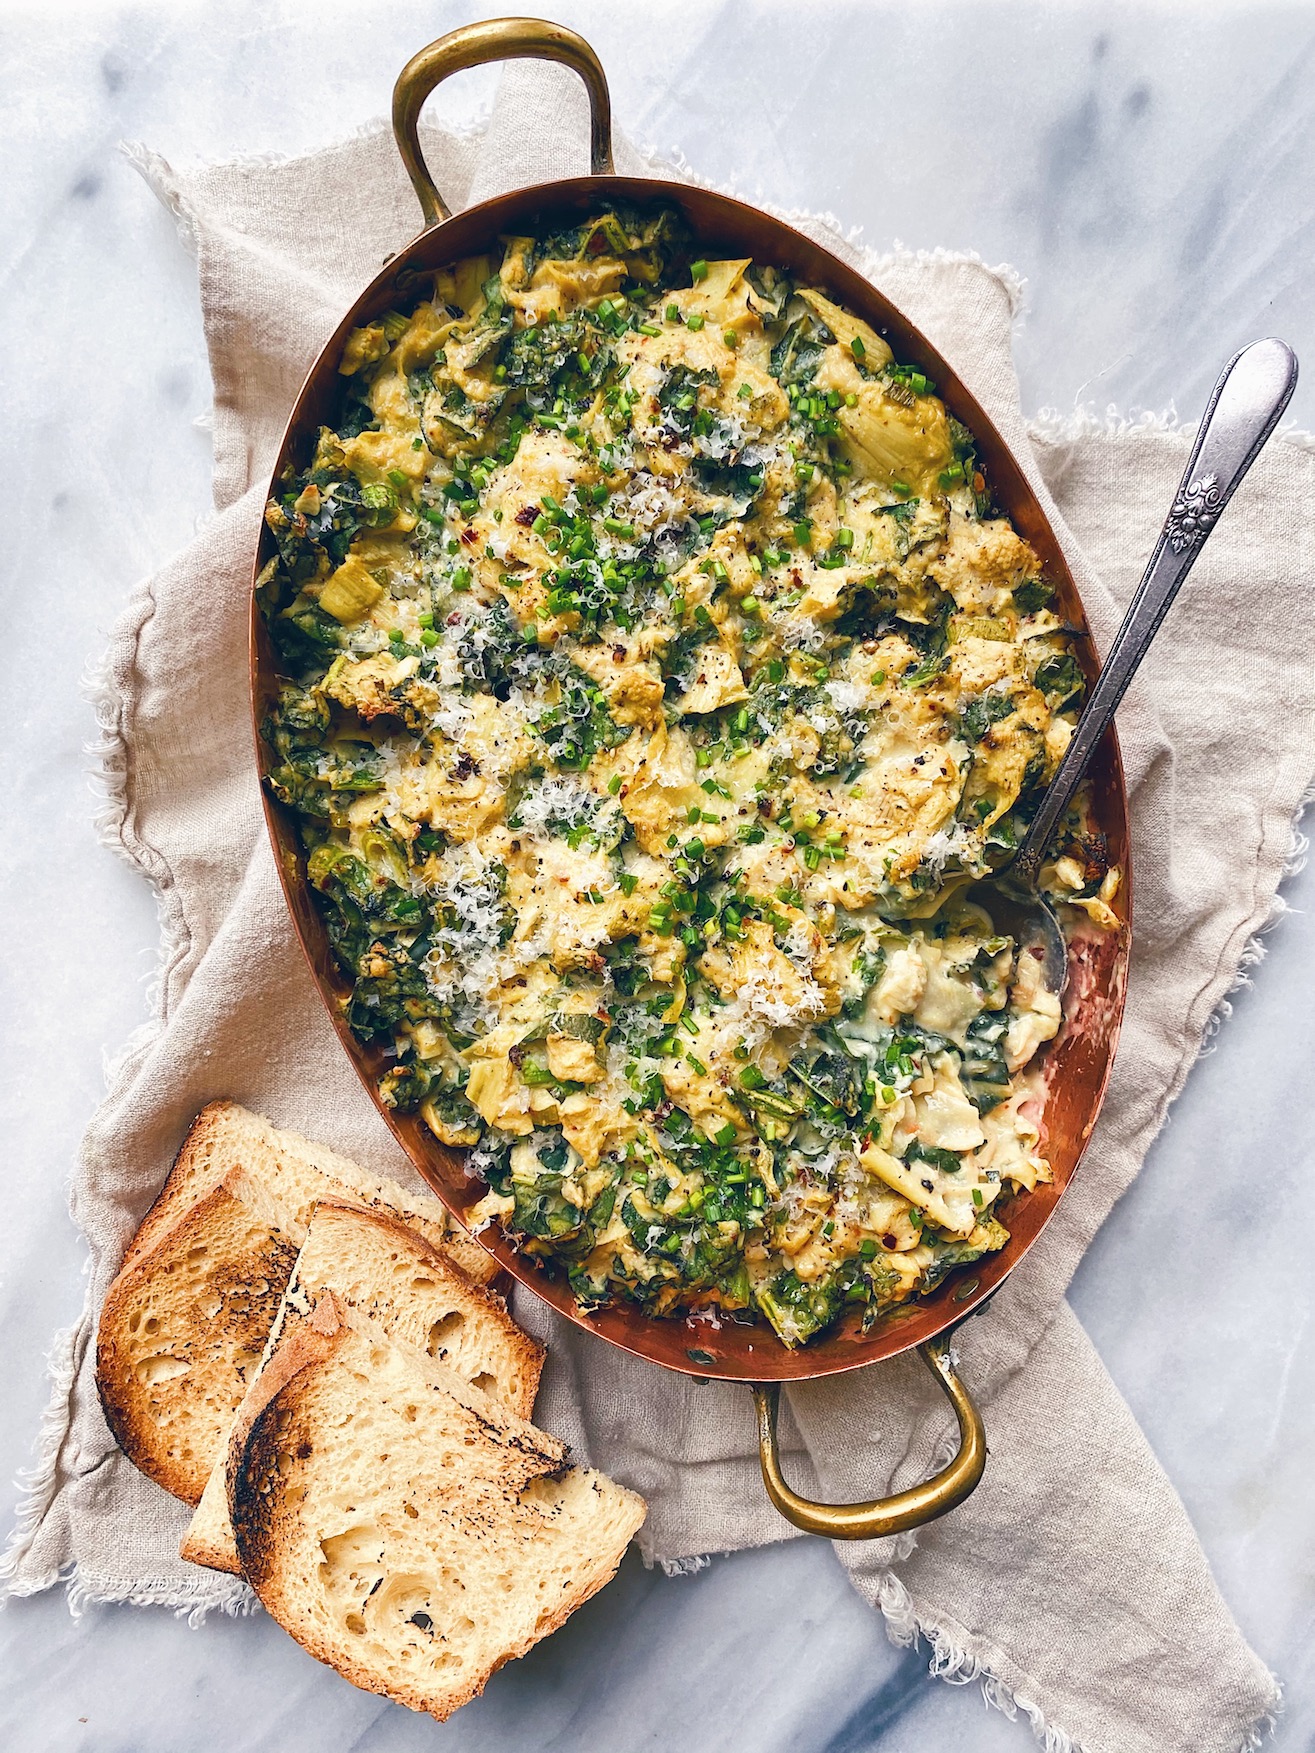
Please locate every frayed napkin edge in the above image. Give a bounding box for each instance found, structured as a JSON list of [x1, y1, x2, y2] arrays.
[[648, 1546, 1280, 1753]]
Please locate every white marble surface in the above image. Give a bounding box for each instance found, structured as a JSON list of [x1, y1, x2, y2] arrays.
[[3, 1, 1315, 1747]]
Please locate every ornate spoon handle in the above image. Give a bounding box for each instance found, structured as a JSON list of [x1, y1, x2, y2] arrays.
[[1013, 338, 1297, 888]]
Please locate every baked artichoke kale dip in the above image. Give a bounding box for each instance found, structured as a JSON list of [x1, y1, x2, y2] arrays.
[[260, 207, 1120, 1347]]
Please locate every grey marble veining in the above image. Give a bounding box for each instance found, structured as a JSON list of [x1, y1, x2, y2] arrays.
[[3, 2, 1315, 1748]]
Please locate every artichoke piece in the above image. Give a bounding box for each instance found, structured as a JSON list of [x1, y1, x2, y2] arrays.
[[919, 1218, 1010, 1294], [834, 384, 954, 495], [796, 287, 893, 371], [745, 263, 792, 323], [420, 1091, 482, 1147], [756, 1268, 846, 1348], [338, 323, 390, 377], [319, 554, 384, 623], [788, 1034, 864, 1117], [686, 257, 750, 312], [434, 254, 494, 319]]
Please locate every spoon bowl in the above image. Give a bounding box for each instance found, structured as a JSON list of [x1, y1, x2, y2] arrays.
[[970, 336, 1297, 998]]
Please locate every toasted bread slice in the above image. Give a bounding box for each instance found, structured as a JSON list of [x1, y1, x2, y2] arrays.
[[102, 1106, 502, 1505], [181, 1201, 544, 1573], [96, 1166, 301, 1503], [126, 1102, 494, 1286], [229, 1297, 645, 1720]]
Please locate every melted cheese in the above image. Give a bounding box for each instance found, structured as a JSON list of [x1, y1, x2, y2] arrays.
[[265, 215, 1115, 1349]]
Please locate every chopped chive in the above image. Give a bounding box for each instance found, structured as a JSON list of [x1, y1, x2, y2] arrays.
[[608, 774, 622, 795], [686, 312, 705, 332], [851, 335, 866, 360], [666, 302, 680, 322], [690, 259, 709, 282]]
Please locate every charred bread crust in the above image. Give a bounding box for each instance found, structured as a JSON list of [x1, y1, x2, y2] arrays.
[[227, 1295, 349, 1590], [95, 1181, 301, 1504]]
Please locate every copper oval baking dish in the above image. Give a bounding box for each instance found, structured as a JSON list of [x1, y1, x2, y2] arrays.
[[250, 16, 1130, 1536]]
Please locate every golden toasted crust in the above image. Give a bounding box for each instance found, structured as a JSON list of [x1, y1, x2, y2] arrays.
[[124, 1101, 497, 1286], [301, 1201, 544, 1416], [96, 1174, 300, 1504], [122, 1103, 248, 1273], [180, 1202, 543, 1576]]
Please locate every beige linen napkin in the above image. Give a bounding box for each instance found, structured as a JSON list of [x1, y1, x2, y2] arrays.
[[6, 63, 1314, 1753]]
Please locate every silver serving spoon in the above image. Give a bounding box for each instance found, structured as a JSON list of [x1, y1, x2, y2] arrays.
[[976, 338, 1298, 989]]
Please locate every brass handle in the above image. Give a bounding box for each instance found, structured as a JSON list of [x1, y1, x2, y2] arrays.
[[392, 16, 616, 229], [752, 1334, 986, 1539]]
